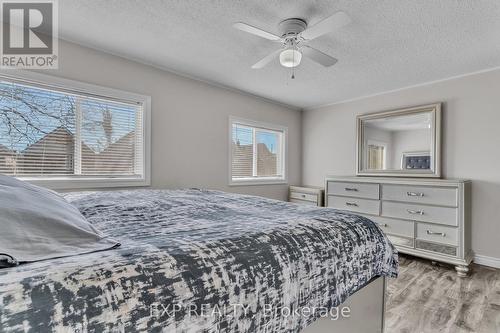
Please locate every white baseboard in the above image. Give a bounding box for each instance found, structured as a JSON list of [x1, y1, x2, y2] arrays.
[[474, 254, 500, 269]]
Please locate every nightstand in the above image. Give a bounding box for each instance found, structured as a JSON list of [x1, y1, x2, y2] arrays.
[[289, 186, 324, 207]]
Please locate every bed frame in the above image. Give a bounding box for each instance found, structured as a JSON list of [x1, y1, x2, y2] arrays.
[[301, 276, 386, 333]]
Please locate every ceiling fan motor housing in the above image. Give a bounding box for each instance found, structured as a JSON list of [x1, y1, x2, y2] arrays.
[[279, 18, 307, 39]]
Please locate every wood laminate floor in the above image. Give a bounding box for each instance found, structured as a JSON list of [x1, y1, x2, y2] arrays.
[[386, 255, 500, 333]]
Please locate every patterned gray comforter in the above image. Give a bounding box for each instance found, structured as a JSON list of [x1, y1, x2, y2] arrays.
[[0, 189, 398, 333]]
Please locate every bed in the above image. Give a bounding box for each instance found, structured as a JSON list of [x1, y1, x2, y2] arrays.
[[0, 189, 398, 332]]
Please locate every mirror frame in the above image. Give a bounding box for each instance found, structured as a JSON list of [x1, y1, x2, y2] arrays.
[[356, 103, 442, 178]]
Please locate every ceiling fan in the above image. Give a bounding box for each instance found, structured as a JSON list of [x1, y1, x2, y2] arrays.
[[233, 11, 351, 70]]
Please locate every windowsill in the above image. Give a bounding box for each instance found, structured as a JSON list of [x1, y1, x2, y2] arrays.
[[18, 176, 150, 191], [229, 178, 288, 186]]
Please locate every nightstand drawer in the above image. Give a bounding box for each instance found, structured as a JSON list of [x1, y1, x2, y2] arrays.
[[327, 195, 380, 215], [416, 222, 458, 246], [290, 191, 317, 202], [289, 186, 324, 206], [327, 181, 379, 199], [382, 201, 458, 226], [382, 184, 458, 207], [290, 198, 318, 206]]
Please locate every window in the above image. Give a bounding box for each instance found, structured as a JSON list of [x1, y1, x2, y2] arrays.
[[0, 72, 150, 189], [367, 140, 387, 170], [230, 117, 286, 185]]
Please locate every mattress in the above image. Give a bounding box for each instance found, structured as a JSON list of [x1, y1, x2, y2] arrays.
[[0, 189, 398, 332]]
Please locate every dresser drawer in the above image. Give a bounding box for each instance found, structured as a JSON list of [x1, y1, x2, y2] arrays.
[[359, 215, 414, 238], [290, 191, 318, 202], [382, 184, 458, 207], [381, 201, 458, 226], [290, 198, 318, 206], [416, 222, 458, 246], [327, 181, 379, 199], [387, 234, 414, 248], [327, 196, 380, 215], [415, 240, 457, 257]]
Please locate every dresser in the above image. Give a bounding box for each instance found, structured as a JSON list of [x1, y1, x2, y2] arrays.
[[325, 176, 472, 276], [289, 186, 324, 206]]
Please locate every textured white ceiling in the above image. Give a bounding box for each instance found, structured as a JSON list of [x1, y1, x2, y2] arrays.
[[58, 0, 500, 109]]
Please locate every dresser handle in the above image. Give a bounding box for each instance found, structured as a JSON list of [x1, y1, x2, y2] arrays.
[[407, 191, 424, 197], [378, 223, 388, 227], [346, 202, 358, 207], [426, 230, 446, 237], [407, 209, 424, 215], [345, 187, 358, 192], [301, 194, 306, 198]]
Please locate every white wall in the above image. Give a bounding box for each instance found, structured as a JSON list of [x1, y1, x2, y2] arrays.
[[302, 69, 500, 261], [391, 129, 431, 169], [30, 40, 301, 200]]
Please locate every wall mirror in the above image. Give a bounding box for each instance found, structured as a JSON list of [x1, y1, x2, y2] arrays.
[[356, 103, 441, 177]]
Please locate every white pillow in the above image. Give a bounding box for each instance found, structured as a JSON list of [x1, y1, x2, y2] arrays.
[[0, 174, 119, 266]]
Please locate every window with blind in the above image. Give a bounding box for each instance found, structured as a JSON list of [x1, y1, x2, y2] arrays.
[[230, 118, 286, 184], [0, 74, 150, 188], [367, 141, 387, 170]]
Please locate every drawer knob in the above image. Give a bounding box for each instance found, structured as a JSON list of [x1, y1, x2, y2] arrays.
[[378, 223, 388, 227], [407, 209, 424, 215], [407, 191, 424, 197], [345, 187, 358, 192], [301, 194, 306, 198], [346, 202, 358, 207], [426, 230, 446, 237]]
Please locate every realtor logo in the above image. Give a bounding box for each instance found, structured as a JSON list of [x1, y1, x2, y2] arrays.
[[1, 0, 58, 68]]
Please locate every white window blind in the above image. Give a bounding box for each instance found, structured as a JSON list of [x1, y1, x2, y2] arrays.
[[367, 144, 385, 170], [0, 78, 145, 182], [230, 118, 286, 184]]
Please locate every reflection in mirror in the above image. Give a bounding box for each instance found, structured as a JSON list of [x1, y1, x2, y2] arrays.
[[363, 112, 432, 171], [357, 103, 441, 177]]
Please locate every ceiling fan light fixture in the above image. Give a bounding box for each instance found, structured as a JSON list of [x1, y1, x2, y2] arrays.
[[279, 47, 302, 68]]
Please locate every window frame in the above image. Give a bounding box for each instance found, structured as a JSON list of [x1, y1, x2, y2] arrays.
[[229, 116, 287, 186], [0, 70, 151, 190]]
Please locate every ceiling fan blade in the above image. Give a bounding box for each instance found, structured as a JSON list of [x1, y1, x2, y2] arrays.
[[301, 46, 338, 67], [251, 49, 281, 69], [301, 11, 351, 40], [233, 22, 281, 41]]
